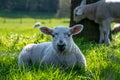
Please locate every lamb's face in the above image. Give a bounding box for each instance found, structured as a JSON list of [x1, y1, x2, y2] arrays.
[[39, 24, 83, 53], [73, 6, 86, 22], [52, 27, 72, 52]]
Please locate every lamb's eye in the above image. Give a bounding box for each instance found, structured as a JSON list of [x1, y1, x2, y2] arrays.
[[67, 34, 71, 37], [52, 34, 55, 37], [52, 33, 58, 38], [64, 33, 71, 38], [76, 9, 78, 12]]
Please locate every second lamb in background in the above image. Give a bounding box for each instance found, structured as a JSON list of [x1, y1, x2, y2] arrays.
[[74, 0, 120, 44]]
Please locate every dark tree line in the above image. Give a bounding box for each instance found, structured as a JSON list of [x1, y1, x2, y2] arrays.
[[0, 0, 58, 12]]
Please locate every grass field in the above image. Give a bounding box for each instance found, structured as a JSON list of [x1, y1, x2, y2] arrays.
[[0, 11, 120, 80]]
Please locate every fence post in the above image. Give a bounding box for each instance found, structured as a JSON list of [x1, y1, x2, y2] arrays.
[[20, 17, 22, 24], [3, 18, 6, 23]]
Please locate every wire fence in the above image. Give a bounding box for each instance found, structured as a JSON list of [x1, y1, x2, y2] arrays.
[[0, 17, 70, 24]]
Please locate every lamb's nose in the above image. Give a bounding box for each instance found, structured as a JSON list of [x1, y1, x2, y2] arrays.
[[59, 40, 63, 44], [57, 43, 66, 51]]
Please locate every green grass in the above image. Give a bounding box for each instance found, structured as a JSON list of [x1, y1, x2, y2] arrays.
[[0, 11, 120, 80]]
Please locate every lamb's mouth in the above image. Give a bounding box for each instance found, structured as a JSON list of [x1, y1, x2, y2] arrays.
[[58, 47, 65, 52]]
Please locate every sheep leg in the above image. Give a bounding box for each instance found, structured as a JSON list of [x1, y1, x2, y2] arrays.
[[99, 25, 104, 43], [102, 20, 110, 45]]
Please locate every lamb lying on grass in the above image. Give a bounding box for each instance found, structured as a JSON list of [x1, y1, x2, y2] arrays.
[[18, 23, 86, 68], [112, 24, 120, 34], [74, 0, 120, 44]]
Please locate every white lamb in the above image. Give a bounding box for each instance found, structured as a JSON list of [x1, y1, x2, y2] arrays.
[[74, 0, 120, 44], [18, 23, 86, 68], [112, 24, 120, 34]]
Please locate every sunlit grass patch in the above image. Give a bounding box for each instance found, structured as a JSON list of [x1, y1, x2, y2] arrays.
[[0, 11, 120, 80]]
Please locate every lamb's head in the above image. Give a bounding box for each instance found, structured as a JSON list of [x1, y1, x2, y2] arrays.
[[73, 0, 86, 22], [40, 24, 83, 53]]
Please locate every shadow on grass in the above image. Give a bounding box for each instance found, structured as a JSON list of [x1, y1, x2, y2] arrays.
[[99, 52, 120, 80], [73, 37, 98, 55], [100, 63, 120, 80]]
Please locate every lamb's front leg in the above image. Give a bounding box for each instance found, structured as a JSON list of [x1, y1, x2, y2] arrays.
[[99, 25, 104, 44], [102, 20, 111, 45], [104, 27, 110, 45]]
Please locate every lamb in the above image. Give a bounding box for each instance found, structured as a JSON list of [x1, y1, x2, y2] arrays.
[[112, 24, 120, 34], [73, 0, 120, 44], [18, 23, 86, 68]]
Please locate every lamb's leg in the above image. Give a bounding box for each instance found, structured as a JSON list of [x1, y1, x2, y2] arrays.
[[99, 25, 104, 43], [109, 29, 113, 41], [102, 20, 110, 45], [104, 27, 110, 45]]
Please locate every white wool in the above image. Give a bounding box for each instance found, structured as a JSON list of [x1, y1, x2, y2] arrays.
[[18, 24, 86, 68]]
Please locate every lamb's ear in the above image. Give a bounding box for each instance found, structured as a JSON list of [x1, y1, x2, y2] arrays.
[[40, 27, 53, 35], [80, 0, 86, 6], [70, 24, 83, 35]]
